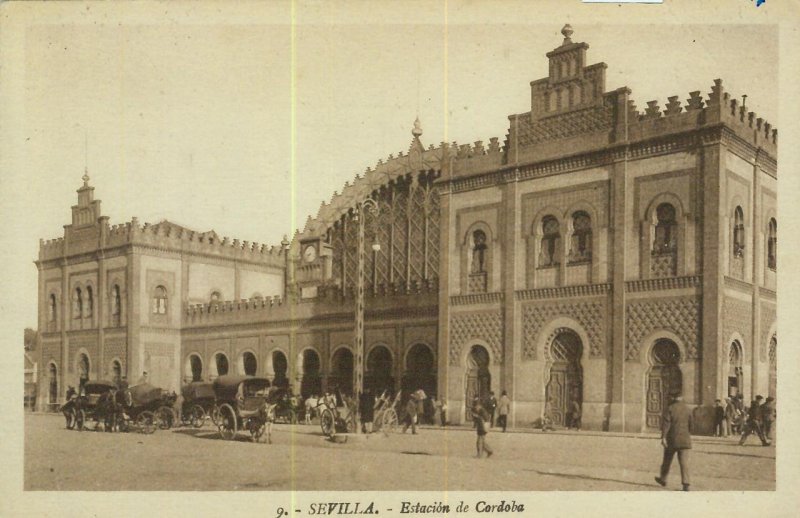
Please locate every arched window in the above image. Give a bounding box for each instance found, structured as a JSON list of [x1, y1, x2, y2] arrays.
[[569, 211, 592, 263], [48, 294, 57, 323], [210, 291, 222, 305], [653, 203, 677, 254], [768, 218, 777, 270], [85, 286, 93, 318], [733, 206, 745, 257], [152, 286, 168, 315], [471, 230, 488, 274], [73, 288, 83, 319], [111, 285, 121, 326], [540, 216, 561, 267]]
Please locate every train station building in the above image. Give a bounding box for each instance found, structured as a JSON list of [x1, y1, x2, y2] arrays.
[[34, 27, 778, 433]]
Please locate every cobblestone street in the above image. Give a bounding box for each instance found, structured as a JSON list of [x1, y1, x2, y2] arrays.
[[25, 413, 775, 491]]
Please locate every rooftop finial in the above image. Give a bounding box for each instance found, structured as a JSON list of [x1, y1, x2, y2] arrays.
[[412, 117, 423, 138], [561, 24, 573, 45], [82, 129, 90, 186]]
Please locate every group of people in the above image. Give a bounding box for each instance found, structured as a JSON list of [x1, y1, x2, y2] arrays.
[[657, 391, 776, 492], [713, 394, 775, 445]]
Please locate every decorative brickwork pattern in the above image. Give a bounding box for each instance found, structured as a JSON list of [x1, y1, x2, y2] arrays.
[[626, 297, 701, 361], [449, 311, 503, 366], [104, 340, 127, 366], [760, 302, 776, 361], [521, 300, 606, 360], [468, 272, 488, 293], [651, 253, 676, 278], [68, 338, 98, 372], [516, 104, 614, 148], [42, 341, 61, 366], [721, 296, 752, 358]]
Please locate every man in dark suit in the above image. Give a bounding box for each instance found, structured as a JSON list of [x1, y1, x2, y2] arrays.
[[655, 390, 692, 491]]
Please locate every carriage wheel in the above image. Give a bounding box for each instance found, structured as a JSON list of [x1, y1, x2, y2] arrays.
[[156, 406, 175, 430], [191, 405, 206, 428], [210, 405, 221, 426], [217, 404, 237, 440], [383, 409, 398, 433], [320, 408, 335, 437], [75, 409, 86, 431], [137, 411, 157, 434], [65, 409, 76, 430]]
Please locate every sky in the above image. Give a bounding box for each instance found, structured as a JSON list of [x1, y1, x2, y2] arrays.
[[0, 2, 781, 329]]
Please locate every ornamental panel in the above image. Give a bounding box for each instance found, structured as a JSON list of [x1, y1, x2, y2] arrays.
[[626, 297, 701, 361], [521, 299, 606, 360], [759, 302, 776, 362], [449, 311, 503, 366], [721, 296, 752, 359]]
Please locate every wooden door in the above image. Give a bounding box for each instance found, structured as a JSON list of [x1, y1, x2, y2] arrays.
[[547, 367, 568, 426], [646, 365, 682, 430]]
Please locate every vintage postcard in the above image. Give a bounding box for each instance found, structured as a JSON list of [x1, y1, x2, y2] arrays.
[[2, 0, 798, 516]]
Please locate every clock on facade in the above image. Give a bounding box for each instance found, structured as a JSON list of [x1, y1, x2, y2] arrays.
[[303, 244, 317, 263]]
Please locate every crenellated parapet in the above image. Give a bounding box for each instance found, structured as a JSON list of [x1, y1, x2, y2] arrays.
[[624, 79, 777, 158], [128, 219, 285, 266], [39, 238, 65, 262]]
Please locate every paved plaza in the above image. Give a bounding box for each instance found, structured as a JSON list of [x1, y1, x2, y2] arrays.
[[24, 413, 775, 491]]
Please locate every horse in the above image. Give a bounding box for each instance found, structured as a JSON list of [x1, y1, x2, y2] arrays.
[[304, 395, 328, 425]]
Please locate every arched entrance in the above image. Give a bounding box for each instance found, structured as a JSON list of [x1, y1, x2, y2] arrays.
[[300, 349, 322, 398], [330, 348, 354, 396], [366, 346, 394, 395], [727, 340, 744, 397], [214, 353, 229, 378], [465, 345, 491, 410], [403, 343, 436, 397], [646, 339, 683, 430], [48, 363, 58, 406], [272, 350, 288, 387], [768, 336, 777, 399], [185, 354, 203, 382], [545, 330, 583, 427], [77, 353, 90, 390]]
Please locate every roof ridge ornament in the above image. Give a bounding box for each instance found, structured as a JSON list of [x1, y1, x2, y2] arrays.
[[561, 24, 573, 45], [412, 116, 423, 138]]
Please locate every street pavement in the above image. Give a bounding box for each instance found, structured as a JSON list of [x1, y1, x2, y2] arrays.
[[25, 413, 775, 491]]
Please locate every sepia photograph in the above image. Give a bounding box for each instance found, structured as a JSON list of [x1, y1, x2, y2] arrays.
[[3, 0, 799, 516]]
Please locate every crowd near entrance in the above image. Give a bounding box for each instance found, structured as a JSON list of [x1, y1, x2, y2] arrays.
[[727, 341, 744, 398], [646, 339, 683, 430], [545, 330, 583, 427], [465, 345, 491, 410]]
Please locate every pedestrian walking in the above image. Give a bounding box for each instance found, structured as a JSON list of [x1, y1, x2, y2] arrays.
[[173, 389, 184, 425], [724, 398, 735, 437], [402, 395, 418, 434], [440, 399, 448, 427], [654, 390, 692, 492], [359, 388, 375, 433], [487, 391, 497, 428], [471, 398, 493, 458], [762, 397, 775, 442], [739, 395, 770, 446], [497, 390, 511, 432], [714, 399, 725, 437]]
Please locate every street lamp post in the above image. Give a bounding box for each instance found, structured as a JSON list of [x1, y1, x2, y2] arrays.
[[354, 198, 379, 434]]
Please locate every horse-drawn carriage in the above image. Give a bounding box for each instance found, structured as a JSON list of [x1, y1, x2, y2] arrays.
[[317, 390, 356, 437], [179, 381, 217, 428], [372, 390, 401, 433], [61, 380, 118, 432], [271, 388, 301, 424], [117, 383, 176, 434], [213, 375, 283, 442]]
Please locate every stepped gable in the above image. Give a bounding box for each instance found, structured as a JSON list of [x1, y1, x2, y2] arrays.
[[495, 25, 778, 174]]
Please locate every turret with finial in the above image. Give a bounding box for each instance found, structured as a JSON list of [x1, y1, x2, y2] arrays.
[[412, 116, 423, 138]]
